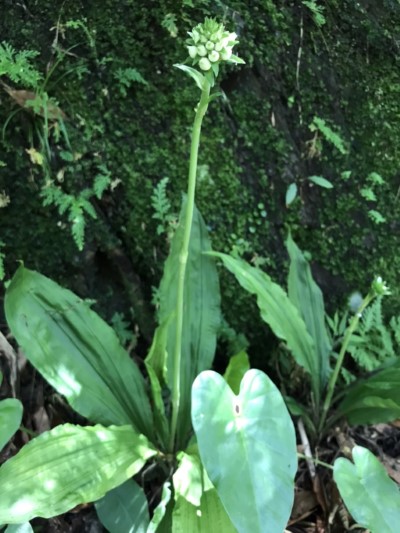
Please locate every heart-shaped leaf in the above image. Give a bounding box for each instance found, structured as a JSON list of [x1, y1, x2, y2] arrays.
[[334, 446, 400, 533], [5, 524, 34, 533], [192, 369, 297, 533]]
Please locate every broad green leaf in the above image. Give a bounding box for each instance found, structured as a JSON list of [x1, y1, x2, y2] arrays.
[[158, 200, 221, 449], [5, 524, 34, 533], [147, 481, 172, 533], [0, 398, 23, 451], [145, 321, 171, 450], [172, 489, 236, 533], [173, 451, 203, 507], [287, 233, 331, 388], [174, 64, 205, 90], [211, 253, 319, 401], [0, 423, 157, 523], [284, 396, 316, 435], [338, 364, 400, 425], [307, 175, 333, 188], [192, 369, 297, 533], [95, 479, 149, 533], [223, 351, 250, 394], [285, 183, 298, 206], [334, 446, 400, 533], [5, 266, 154, 439]]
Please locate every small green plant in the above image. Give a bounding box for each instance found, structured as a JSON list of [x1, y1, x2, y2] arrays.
[[113, 67, 147, 97], [0, 37, 111, 251], [302, 1, 326, 27], [347, 297, 399, 372], [360, 171, 387, 224], [307, 115, 348, 157], [151, 177, 177, 237]]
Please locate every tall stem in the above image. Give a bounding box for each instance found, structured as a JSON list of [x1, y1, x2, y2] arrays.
[[318, 293, 374, 433], [169, 80, 211, 452]]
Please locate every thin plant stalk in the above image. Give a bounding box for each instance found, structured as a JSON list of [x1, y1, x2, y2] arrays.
[[169, 79, 211, 452], [318, 293, 374, 433]]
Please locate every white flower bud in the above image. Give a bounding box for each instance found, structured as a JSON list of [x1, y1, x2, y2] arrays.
[[197, 45, 207, 56], [191, 29, 200, 43], [208, 50, 220, 62], [200, 35, 207, 43], [199, 57, 211, 71], [214, 42, 223, 52], [188, 46, 197, 58], [206, 41, 214, 51], [220, 47, 233, 60]]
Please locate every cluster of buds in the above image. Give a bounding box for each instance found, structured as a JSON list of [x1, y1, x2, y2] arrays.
[[371, 276, 391, 297], [186, 18, 243, 72]]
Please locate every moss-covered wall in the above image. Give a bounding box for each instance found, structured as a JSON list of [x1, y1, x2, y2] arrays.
[[1, 0, 399, 357]]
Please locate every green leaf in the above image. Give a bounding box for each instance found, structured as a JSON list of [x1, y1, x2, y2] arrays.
[[307, 175, 333, 189], [95, 479, 150, 533], [228, 54, 245, 65], [285, 183, 298, 206], [0, 423, 157, 523], [334, 446, 400, 533], [211, 252, 319, 401], [174, 64, 205, 90], [223, 351, 250, 394], [158, 200, 221, 449], [172, 489, 236, 533], [5, 524, 34, 533], [286, 233, 331, 388], [192, 369, 297, 533], [173, 451, 203, 507], [147, 481, 172, 533], [144, 321, 170, 450], [0, 399, 23, 452], [338, 364, 400, 425], [284, 396, 316, 435], [5, 267, 155, 439]]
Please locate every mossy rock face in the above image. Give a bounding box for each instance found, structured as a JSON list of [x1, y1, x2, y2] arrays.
[[1, 1, 399, 360]]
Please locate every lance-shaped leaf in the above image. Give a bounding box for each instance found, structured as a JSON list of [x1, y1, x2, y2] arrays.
[[95, 479, 150, 533], [211, 253, 319, 401], [144, 320, 171, 450], [5, 266, 154, 439], [334, 446, 400, 533], [147, 481, 172, 533], [286, 233, 331, 387], [158, 199, 221, 449], [338, 364, 400, 425], [0, 423, 157, 523], [0, 398, 23, 452], [192, 369, 297, 533], [174, 64, 205, 91], [223, 351, 250, 394]]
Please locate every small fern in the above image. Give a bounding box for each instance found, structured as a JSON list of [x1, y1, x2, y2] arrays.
[[93, 165, 112, 199], [151, 177, 176, 236], [302, 1, 326, 27], [310, 116, 348, 155], [114, 67, 148, 97], [348, 298, 398, 372], [0, 42, 42, 87]]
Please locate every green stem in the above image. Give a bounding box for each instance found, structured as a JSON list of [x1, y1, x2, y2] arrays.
[[297, 453, 333, 470], [169, 80, 211, 452], [318, 293, 374, 433]]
